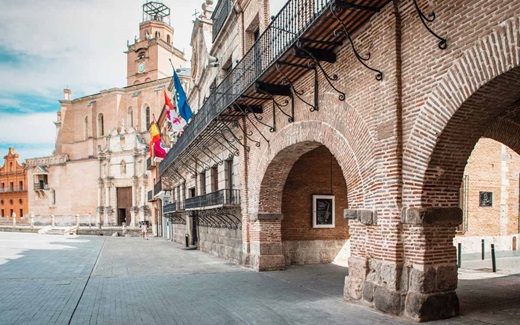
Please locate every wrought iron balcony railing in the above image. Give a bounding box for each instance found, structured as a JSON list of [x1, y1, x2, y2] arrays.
[[163, 200, 185, 214], [154, 180, 162, 195], [161, 0, 334, 175], [185, 189, 240, 210], [161, 1, 389, 177], [212, 0, 233, 41], [147, 157, 155, 170], [33, 183, 49, 190]]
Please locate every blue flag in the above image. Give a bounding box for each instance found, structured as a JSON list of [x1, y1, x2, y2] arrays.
[[173, 69, 192, 123]]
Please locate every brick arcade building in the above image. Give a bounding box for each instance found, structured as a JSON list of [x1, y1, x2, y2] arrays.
[[0, 148, 28, 222], [154, 0, 520, 322]]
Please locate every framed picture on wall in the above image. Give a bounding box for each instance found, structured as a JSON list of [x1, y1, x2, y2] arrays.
[[313, 195, 335, 228]]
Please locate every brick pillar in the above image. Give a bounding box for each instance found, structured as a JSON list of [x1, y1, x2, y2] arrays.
[[249, 214, 285, 271], [402, 207, 462, 322]]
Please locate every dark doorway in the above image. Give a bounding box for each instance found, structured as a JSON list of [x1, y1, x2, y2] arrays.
[[118, 208, 127, 225], [117, 187, 132, 226]]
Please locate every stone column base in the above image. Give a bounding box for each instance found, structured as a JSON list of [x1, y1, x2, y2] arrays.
[[405, 291, 459, 322]]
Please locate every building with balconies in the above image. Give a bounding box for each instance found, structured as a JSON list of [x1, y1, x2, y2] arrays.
[[156, 0, 520, 322], [0, 148, 28, 222]]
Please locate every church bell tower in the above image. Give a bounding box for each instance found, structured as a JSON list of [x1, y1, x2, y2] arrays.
[[126, 1, 187, 86]]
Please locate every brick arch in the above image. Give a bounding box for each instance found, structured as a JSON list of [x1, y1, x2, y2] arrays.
[[483, 105, 520, 155], [248, 121, 365, 218], [404, 16, 520, 206]]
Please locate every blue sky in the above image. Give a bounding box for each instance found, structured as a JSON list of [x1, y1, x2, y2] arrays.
[[0, 0, 287, 163]]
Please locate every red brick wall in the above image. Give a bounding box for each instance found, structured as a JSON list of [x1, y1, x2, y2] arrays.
[[281, 146, 349, 241], [460, 138, 520, 237]]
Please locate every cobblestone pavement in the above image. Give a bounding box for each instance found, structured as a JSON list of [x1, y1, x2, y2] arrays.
[[1, 233, 519, 325]]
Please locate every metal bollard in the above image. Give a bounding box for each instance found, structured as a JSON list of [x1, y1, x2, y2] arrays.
[[491, 244, 497, 273], [185, 234, 189, 247], [482, 239, 485, 260], [457, 243, 462, 268]]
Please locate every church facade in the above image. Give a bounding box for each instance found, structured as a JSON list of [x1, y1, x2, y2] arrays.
[[26, 2, 189, 231]]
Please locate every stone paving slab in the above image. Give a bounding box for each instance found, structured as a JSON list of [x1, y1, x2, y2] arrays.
[[0, 232, 519, 325]]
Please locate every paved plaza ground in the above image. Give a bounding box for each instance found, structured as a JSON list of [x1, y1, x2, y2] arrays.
[[0, 233, 519, 325]]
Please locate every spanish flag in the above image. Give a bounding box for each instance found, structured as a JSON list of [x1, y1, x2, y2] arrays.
[[149, 121, 161, 157]]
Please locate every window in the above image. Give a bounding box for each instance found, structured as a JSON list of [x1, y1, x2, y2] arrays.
[[189, 187, 196, 198], [167, 34, 171, 44], [1, 209, 3, 217], [127, 107, 133, 127], [84, 116, 88, 139], [211, 166, 218, 192], [226, 160, 234, 189], [19, 199, 22, 205], [9, 199, 13, 205], [0, 200, 3, 205], [9, 182, 13, 191], [10, 209, 13, 217], [199, 171, 206, 195], [97, 114, 104, 136], [19, 181, 23, 190], [19, 209, 23, 218], [155, 31, 160, 39], [144, 106, 151, 130]]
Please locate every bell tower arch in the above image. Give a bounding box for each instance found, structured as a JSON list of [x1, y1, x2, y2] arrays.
[[125, 1, 187, 86]]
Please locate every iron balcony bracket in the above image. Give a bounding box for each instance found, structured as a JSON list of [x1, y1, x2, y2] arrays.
[[213, 136, 239, 158], [216, 129, 241, 156], [266, 92, 293, 123], [413, 0, 448, 50], [199, 143, 223, 166], [198, 208, 241, 229], [275, 62, 316, 113], [220, 120, 252, 152], [234, 120, 261, 148], [295, 41, 346, 103], [236, 104, 270, 144], [181, 159, 198, 175], [192, 157, 210, 172], [173, 169, 186, 183], [330, 2, 384, 81], [242, 103, 276, 133]]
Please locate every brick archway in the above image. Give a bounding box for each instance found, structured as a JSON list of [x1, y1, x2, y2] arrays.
[[247, 121, 366, 271], [249, 120, 366, 218], [404, 16, 520, 207]]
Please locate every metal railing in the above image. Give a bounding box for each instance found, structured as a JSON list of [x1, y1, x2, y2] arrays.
[[185, 189, 240, 210], [0, 186, 25, 193], [154, 180, 162, 195], [161, 0, 332, 176], [33, 183, 49, 190], [212, 0, 233, 41], [147, 157, 155, 170]]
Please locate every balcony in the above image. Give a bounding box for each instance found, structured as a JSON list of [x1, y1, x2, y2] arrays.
[[185, 189, 240, 210], [160, 0, 390, 178], [212, 0, 233, 41], [154, 180, 162, 196], [33, 183, 49, 190], [147, 157, 155, 170], [164, 201, 185, 214], [0, 186, 26, 193]]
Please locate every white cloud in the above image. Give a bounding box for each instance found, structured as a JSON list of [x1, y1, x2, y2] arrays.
[[0, 113, 56, 144]]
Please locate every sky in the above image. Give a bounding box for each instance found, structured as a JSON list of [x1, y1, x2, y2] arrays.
[[0, 0, 288, 163]]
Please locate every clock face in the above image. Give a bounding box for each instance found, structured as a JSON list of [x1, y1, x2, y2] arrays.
[[138, 62, 145, 73]]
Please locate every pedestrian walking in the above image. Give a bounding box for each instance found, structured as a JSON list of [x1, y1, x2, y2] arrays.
[[141, 222, 148, 240]]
